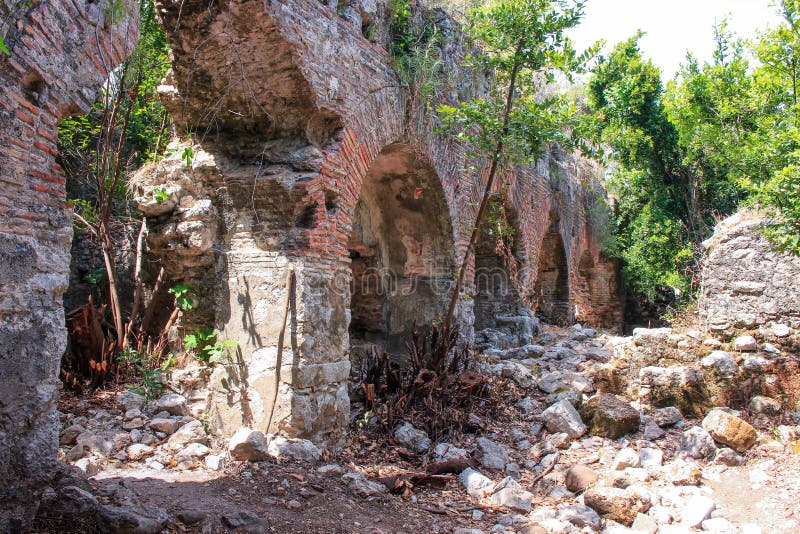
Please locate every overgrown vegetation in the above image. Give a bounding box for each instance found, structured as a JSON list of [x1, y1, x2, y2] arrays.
[[586, 0, 800, 299], [436, 0, 597, 325], [58, 0, 174, 390]]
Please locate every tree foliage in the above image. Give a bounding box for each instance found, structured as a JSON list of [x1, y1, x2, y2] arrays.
[[435, 0, 596, 324], [586, 3, 800, 298]]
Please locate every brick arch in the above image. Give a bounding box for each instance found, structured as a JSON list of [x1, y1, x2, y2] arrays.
[[346, 142, 456, 357]]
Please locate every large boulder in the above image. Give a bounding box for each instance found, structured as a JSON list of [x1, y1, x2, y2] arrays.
[[701, 408, 757, 452], [699, 211, 800, 331], [579, 394, 641, 439]]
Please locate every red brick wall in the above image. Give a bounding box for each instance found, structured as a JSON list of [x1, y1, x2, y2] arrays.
[[0, 0, 138, 528]]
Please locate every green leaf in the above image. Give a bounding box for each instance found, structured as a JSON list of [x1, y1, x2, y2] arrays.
[[0, 35, 10, 56], [183, 334, 198, 350]]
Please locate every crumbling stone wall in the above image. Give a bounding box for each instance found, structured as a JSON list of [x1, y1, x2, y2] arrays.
[[0, 0, 137, 529], [133, 0, 622, 445], [700, 211, 800, 331]]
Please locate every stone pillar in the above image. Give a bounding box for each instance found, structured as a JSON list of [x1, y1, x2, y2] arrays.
[[0, 1, 137, 529]]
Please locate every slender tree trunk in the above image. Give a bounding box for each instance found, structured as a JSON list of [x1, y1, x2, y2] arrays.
[[444, 43, 524, 328]]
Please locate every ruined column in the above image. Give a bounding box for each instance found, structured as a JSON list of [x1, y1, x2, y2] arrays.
[[0, 1, 137, 528]]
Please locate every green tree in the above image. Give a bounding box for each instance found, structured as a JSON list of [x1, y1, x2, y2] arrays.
[[57, 0, 171, 350], [750, 0, 800, 252], [587, 34, 699, 295], [437, 0, 596, 325]]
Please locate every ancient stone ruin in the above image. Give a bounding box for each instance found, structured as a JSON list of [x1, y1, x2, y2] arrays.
[[4, 1, 800, 532]]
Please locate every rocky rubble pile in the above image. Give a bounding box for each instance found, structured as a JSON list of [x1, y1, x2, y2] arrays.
[[56, 321, 800, 533], [59, 391, 225, 475], [443, 323, 800, 533]]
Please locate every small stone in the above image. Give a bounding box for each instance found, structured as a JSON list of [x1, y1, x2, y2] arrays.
[[166, 419, 207, 451], [679, 426, 717, 459], [540, 399, 587, 439], [643, 420, 665, 441], [549, 432, 571, 449], [665, 460, 702, 485], [221, 510, 264, 529], [703, 338, 723, 348], [434, 442, 469, 462], [157, 393, 189, 416], [702, 408, 757, 452], [631, 512, 658, 534], [714, 448, 745, 466], [476, 437, 509, 470], [702, 517, 737, 533], [97, 504, 169, 533], [176, 443, 210, 460], [124, 408, 142, 421], [60, 425, 86, 446], [267, 435, 321, 462], [762, 342, 781, 354], [701, 351, 738, 376], [653, 407, 683, 427], [583, 486, 651, 526], [122, 417, 146, 430], [516, 397, 536, 414], [579, 393, 640, 439], [317, 464, 344, 477], [229, 428, 269, 461], [129, 429, 143, 443], [286, 499, 302, 510], [771, 324, 791, 338], [488, 477, 533, 512], [612, 448, 641, 470], [126, 444, 154, 461], [545, 388, 580, 407], [505, 462, 521, 479], [177, 510, 206, 525], [116, 390, 146, 412], [558, 504, 601, 530], [749, 396, 782, 416], [74, 457, 100, 476], [342, 472, 387, 497], [743, 356, 768, 372], [639, 447, 663, 468], [733, 335, 758, 352], [682, 495, 715, 528], [394, 422, 431, 453], [150, 418, 180, 435], [537, 371, 566, 394], [564, 465, 599, 493], [460, 467, 494, 500], [205, 454, 223, 470]]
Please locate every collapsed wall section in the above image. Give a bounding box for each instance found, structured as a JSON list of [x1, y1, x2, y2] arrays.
[[700, 211, 800, 331], [0, 0, 137, 528]]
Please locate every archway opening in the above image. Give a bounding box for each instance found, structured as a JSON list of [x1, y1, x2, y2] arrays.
[[348, 143, 454, 360], [473, 204, 522, 331], [535, 216, 570, 325]]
